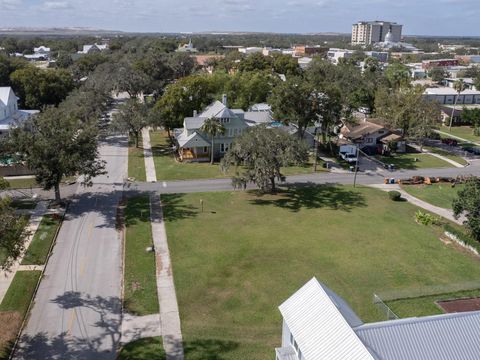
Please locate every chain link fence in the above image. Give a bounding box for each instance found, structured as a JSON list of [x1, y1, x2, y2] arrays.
[[373, 293, 399, 320]]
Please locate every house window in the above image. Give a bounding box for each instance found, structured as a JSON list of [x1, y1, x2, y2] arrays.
[[220, 118, 230, 124], [203, 147, 208, 153], [220, 143, 229, 153], [228, 128, 234, 137]]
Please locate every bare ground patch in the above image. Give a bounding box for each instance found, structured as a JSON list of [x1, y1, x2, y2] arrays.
[[437, 297, 480, 313], [0, 311, 22, 357]]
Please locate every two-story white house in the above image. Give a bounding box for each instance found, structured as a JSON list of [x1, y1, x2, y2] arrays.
[[174, 96, 274, 162], [0, 87, 39, 137]]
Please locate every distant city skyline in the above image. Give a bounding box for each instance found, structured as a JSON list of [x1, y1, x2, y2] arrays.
[[1, 0, 479, 36]]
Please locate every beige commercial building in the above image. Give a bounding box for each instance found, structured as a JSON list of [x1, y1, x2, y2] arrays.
[[352, 21, 402, 45]]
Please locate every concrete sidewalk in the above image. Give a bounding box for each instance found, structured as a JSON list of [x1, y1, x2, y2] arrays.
[[0, 201, 48, 304], [150, 194, 184, 360], [142, 128, 157, 182], [369, 184, 465, 225], [121, 313, 161, 344]]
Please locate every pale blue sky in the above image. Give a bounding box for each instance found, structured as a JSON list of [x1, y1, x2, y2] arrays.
[[0, 0, 478, 36]]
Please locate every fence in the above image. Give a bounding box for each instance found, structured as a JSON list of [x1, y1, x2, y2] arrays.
[[375, 280, 480, 303], [373, 293, 399, 320]]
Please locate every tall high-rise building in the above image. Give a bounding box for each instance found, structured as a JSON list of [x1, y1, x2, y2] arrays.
[[351, 21, 402, 45]]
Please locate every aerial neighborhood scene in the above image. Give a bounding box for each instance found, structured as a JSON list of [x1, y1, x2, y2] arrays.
[[2, 1, 480, 359]]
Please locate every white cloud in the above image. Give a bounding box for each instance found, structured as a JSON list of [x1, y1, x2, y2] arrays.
[[0, 0, 23, 10], [41, 1, 73, 10]]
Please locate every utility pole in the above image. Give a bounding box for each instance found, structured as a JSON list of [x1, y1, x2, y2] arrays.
[[353, 145, 360, 188]]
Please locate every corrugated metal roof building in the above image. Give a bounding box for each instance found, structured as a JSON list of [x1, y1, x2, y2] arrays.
[[277, 277, 480, 360]]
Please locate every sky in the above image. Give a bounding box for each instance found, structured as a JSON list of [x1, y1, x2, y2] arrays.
[[0, 0, 479, 36]]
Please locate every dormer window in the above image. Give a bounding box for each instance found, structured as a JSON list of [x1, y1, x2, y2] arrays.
[[220, 118, 230, 124]]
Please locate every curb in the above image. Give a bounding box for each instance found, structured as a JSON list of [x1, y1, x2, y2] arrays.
[[8, 203, 68, 360]]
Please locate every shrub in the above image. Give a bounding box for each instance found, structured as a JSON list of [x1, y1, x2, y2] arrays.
[[388, 191, 402, 201], [415, 210, 441, 226], [444, 224, 480, 252]]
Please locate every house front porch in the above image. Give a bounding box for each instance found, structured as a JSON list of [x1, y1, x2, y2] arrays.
[[179, 146, 211, 162]]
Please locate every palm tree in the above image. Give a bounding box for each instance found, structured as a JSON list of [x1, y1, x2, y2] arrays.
[[201, 117, 226, 164], [449, 79, 465, 132]]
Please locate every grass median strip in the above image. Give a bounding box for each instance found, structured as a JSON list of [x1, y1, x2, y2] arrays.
[[128, 134, 146, 182], [119, 337, 165, 360], [124, 196, 159, 316], [0, 270, 42, 358], [22, 214, 62, 266]]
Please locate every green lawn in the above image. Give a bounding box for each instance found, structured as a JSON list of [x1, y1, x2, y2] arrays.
[[163, 186, 480, 359], [119, 337, 165, 360], [441, 125, 480, 143], [0, 270, 41, 358], [128, 135, 146, 182], [124, 196, 159, 316], [423, 146, 468, 166], [376, 153, 453, 170], [401, 183, 464, 209], [22, 215, 62, 265], [387, 288, 480, 318], [9, 199, 38, 210], [4, 178, 39, 189], [4, 177, 76, 190], [150, 131, 326, 181]]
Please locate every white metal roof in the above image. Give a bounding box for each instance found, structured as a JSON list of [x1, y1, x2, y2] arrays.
[[424, 87, 480, 96], [279, 278, 374, 360], [199, 100, 237, 119], [177, 132, 210, 148], [0, 87, 14, 106], [355, 311, 480, 360]]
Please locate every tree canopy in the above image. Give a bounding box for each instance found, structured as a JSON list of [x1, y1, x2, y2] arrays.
[[9, 106, 106, 202], [111, 99, 151, 148], [453, 178, 480, 242], [0, 197, 29, 270], [221, 126, 308, 192]]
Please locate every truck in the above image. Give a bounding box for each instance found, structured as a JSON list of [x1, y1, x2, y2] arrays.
[[339, 145, 358, 164]]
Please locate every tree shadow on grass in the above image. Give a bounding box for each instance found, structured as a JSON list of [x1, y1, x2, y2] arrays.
[[160, 193, 198, 222], [249, 183, 367, 212], [179, 339, 239, 360]]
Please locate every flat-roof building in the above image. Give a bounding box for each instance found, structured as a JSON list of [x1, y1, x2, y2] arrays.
[[352, 20, 402, 45]]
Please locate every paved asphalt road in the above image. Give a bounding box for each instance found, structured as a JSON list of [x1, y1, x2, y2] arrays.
[[130, 161, 480, 195], [14, 135, 128, 360]]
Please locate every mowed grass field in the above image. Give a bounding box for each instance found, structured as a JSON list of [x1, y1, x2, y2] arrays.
[[401, 183, 465, 209], [163, 186, 480, 359], [376, 153, 453, 170], [150, 131, 326, 181], [441, 125, 480, 143]]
